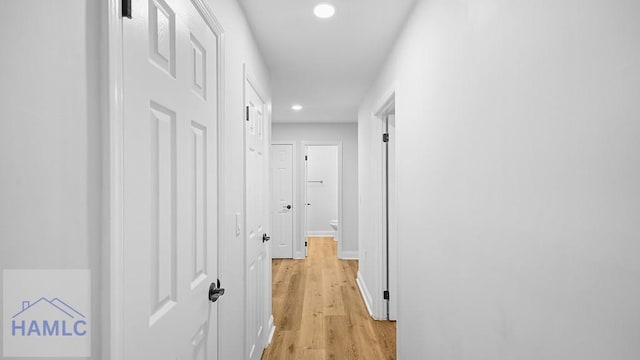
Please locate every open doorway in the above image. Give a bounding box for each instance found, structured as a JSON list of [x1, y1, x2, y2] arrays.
[[302, 142, 343, 258]]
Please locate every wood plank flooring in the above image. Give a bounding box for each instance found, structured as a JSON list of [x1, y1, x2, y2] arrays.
[[262, 237, 396, 360]]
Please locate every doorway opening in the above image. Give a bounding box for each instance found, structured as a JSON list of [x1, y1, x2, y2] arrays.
[[302, 142, 343, 258], [376, 93, 397, 321]]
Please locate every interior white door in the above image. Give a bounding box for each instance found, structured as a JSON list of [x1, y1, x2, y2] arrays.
[[270, 144, 293, 258], [122, 0, 219, 359], [245, 77, 270, 360]]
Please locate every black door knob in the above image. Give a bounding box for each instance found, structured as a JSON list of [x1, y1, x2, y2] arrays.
[[262, 233, 270, 243], [286, 205, 292, 209], [209, 279, 225, 303]]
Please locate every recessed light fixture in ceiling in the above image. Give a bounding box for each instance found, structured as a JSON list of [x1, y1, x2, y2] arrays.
[[313, 3, 335, 19], [291, 104, 303, 111]]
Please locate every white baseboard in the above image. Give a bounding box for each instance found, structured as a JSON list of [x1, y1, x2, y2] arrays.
[[307, 230, 335, 237], [356, 271, 374, 318], [339, 251, 358, 260], [266, 315, 275, 345]]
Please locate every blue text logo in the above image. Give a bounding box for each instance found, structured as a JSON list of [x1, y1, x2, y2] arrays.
[[11, 297, 87, 337]]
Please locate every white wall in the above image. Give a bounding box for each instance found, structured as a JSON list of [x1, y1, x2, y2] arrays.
[[0, 1, 104, 359], [306, 146, 339, 235], [359, 0, 640, 359], [205, 0, 271, 359], [272, 123, 358, 259]]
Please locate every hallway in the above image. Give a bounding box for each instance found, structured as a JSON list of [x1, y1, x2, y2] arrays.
[[262, 237, 396, 360], [2, 0, 640, 358]]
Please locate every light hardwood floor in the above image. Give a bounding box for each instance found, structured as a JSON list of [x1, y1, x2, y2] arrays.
[[262, 236, 396, 360]]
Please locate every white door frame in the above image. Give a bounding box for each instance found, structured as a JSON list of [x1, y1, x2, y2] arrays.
[[271, 141, 298, 259], [105, 1, 225, 358], [301, 141, 345, 258], [372, 86, 398, 320]]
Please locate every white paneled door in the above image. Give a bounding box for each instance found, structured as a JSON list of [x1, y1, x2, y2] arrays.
[[270, 144, 294, 258], [122, 0, 220, 359], [245, 75, 271, 360]]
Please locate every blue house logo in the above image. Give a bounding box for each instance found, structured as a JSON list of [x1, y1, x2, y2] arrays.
[[11, 297, 88, 337]]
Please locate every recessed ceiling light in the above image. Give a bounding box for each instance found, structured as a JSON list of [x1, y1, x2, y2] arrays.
[[314, 3, 335, 19], [291, 104, 303, 111]]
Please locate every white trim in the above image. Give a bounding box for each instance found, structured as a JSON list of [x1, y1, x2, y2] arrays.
[[387, 113, 398, 321], [301, 141, 344, 259], [211, 8, 226, 358], [373, 85, 397, 118], [271, 141, 298, 259], [307, 231, 335, 237], [242, 64, 249, 360], [106, 0, 124, 358], [189, 0, 224, 35], [393, 88, 400, 322], [244, 69, 268, 110], [340, 251, 359, 260], [356, 271, 375, 319], [266, 315, 276, 345], [108, 1, 225, 359]]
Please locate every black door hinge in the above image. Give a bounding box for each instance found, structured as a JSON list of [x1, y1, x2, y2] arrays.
[[383, 290, 390, 300], [246, 106, 250, 121], [382, 133, 389, 143], [304, 155, 308, 161], [122, 0, 132, 18], [305, 241, 308, 247]]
